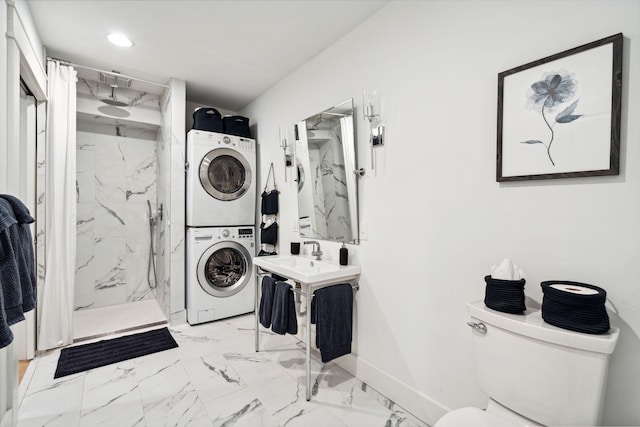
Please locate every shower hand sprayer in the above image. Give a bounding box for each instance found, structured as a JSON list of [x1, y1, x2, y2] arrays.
[[146, 200, 162, 290]]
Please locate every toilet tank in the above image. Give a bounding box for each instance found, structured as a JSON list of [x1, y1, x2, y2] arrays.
[[467, 301, 619, 427]]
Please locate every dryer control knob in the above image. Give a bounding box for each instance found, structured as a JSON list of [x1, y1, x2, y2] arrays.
[[222, 229, 230, 238], [223, 136, 231, 144]]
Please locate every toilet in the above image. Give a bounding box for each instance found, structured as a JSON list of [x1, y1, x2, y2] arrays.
[[435, 300, 620, 427]]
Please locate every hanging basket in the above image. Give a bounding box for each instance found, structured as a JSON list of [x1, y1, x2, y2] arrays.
[[261, 190, 279, 215]]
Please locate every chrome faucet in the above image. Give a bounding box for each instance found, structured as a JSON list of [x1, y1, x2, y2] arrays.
[[304, 240, 322, 260]]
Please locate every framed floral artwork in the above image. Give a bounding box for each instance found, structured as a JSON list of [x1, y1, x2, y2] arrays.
[[497, 33, 623, 182]]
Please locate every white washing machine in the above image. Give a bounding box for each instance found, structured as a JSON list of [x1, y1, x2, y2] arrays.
[[186, 130, 256, 227], [186, 226, 256, 324]]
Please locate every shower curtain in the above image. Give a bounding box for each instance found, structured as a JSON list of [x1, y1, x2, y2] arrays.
[[38, 60, 77, 351]]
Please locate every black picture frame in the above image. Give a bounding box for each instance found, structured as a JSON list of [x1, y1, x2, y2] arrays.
[[497, 33, 623, 182]]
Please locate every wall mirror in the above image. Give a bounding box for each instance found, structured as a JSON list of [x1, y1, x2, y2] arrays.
[[295, 99, 359, 243]]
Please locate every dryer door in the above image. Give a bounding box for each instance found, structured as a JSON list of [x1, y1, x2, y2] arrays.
[[199, 146, 252, 201], [196, 241, 253, 297]]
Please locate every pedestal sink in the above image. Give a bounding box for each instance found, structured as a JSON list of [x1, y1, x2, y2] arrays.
[[253, 255, 360, 285], [253, 255, 361, 401]]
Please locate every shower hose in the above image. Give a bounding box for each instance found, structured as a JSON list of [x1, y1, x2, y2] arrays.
[[147, 200, 158, 289]]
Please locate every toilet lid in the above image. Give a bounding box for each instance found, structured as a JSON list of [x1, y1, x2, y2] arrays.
[[435, 407, 517, 427]]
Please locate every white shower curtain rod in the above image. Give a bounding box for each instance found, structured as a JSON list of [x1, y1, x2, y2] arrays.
[[47, 57, 170, 89]]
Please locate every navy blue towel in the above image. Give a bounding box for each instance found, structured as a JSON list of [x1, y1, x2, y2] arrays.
[[0, 212, 18, 347], [259, 276, 277, 328], [311, 284, 353, 363], [271, 281, 297, 335], [0, 195, 36, 317], [0, 195, 36, 349]]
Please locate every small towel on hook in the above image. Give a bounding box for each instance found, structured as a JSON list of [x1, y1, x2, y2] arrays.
[[262, 163, 279, 215]]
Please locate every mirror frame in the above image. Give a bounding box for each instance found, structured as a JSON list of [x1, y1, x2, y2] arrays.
[[295, 99, 359, 244]]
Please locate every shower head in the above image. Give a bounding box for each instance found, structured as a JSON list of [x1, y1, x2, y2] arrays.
[[100, 86, 128, 107], [100, 98, 128, 107], [97, 105, 130, 118]]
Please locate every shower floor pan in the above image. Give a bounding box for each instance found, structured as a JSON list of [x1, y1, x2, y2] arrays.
[[72, 299, 167, 343]]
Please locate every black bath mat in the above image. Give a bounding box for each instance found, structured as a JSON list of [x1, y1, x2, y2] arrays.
[[54, 327, 178, 379]]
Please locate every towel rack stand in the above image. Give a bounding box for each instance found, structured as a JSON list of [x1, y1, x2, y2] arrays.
[[254, 266, 359, 401]]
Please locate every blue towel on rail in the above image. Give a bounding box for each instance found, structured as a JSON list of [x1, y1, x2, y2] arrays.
[[311, 284, 353, 363], [259, 276, 276, 328], [271, 281, 297, 335]]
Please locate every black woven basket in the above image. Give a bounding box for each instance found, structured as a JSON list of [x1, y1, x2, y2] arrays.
[[193, 107, 223, 132], [541, 281, 610, 334], [484, 275, 526, 314]]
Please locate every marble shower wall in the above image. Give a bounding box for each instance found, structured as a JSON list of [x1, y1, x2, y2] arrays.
[[309, 127, 350, 238], [156, 90, 171, 319], [168, 79, 187, 325], [308, 148, 328, 237], [35, 102, 46, 342], [74, 124, 159, 310], [157, 78, 187, 325]]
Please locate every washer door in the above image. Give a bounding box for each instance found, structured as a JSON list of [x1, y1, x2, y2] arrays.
[[196, 241, 253, 297], [199, 147, 252, 201]]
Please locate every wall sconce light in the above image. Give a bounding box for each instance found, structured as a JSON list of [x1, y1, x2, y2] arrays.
[[279, 127, 293, 182], [363, 89, 385, 169]]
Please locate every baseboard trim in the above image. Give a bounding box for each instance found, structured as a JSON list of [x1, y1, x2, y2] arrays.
[[295, 316, 449, 425], [334, 354, 449, 426]]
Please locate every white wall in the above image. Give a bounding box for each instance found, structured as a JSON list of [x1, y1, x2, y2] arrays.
[[1, 1, 8, 192], [168, 79, 187, 325], [242, 1, 640, 425], [2, 0, 46, 424]]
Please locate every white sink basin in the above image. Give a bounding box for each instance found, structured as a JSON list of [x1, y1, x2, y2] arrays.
[[254, 255, 360, 285]]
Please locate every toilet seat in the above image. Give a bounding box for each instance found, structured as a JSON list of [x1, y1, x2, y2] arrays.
[[435, 400, 544, 427], [435, 407, 515, 427]]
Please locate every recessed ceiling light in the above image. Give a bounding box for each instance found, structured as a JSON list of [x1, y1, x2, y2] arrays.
[[107, 33, 133, 48]]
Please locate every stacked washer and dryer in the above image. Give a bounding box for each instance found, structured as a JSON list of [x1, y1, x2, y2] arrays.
[[186, 129, 257, 325]]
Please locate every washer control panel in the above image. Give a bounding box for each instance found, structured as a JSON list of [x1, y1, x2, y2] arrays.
[[238, 228, 254, 239], [192, 227, 255, 241]]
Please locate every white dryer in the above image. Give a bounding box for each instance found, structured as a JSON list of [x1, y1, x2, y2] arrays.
[[186, 226, 256, 324], [186, 130, 256, 227]]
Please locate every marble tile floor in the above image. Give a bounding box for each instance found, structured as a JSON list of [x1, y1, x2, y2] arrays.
[[17, 314, 429, 427]]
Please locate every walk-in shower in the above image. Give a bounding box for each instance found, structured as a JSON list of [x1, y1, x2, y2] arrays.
[[35, 58, 185, 348], [72, 72, 168, 341]]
